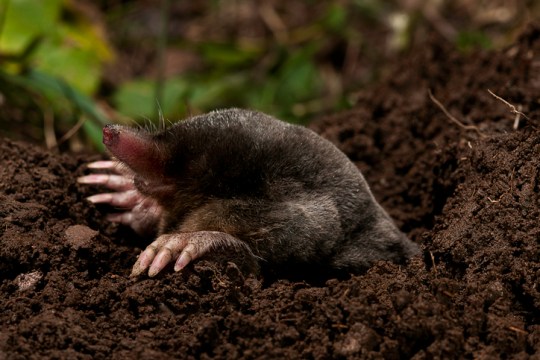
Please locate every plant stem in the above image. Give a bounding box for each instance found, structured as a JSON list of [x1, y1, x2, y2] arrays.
[[155, 0, 170, 119]]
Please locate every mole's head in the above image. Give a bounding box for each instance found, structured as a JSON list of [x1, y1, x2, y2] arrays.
[[103, 124, 179, 201]]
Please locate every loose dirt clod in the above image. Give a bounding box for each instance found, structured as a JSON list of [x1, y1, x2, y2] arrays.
[[64, 225, 99, 250]]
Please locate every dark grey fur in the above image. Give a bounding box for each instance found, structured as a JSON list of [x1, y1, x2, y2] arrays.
[[118, 109, 419, 276]]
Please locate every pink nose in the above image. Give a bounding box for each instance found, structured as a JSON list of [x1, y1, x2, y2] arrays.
[[103, 125, 119, 147]]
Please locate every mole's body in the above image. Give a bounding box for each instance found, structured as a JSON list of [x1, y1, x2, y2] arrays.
[[79, 109, 419, 277]]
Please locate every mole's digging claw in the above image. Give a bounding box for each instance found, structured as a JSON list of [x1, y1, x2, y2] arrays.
[[77, 174, 134, 191], [130, 231, 254, 278], [80, 160, 162, 236], [86, 160, 118, 170]]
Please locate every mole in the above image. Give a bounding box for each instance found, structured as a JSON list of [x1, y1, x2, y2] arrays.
[[78, 109, 419, 278]]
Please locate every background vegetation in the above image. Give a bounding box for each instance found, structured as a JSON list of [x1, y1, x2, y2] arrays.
[[0, 0, 537, 151]]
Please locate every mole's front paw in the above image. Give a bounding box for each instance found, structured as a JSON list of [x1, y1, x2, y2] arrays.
[[78, 160, 162, 236], [130, 231, 258, 278]]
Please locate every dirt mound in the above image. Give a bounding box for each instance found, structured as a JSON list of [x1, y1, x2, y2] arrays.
[[1, 24, 539, 359]]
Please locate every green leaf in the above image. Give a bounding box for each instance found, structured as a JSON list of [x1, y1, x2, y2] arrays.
[[188, 74, 246, 110], [456, 31, 492, 52], [35, 42, 101, 95], [114, 78, 190, 119], [323, 4, 347, 32], [82, 118, 105, 152], [199, 42, 261, 67], [31, 20, 113, 95], [160, 78, 190, 117], [0, 0, 63, 55], [22, 69, 109, 126], [275, 46, 321, 104], [114, 79, 155, 118], [113, 80, 155, 119]]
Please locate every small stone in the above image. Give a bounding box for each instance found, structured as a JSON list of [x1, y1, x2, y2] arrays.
[[14, 271, 43, 291]]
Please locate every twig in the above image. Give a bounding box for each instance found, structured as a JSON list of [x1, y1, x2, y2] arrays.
[[43, 106, 56, 149], [429, 251, 437, 274], [441, 290, 455, 298], [487, 168, 514, 204], [513, 106, 523, 130], [259, 3, 288, 43], [55, 116, 86, 147], [487, 89, 529, 119], [422, 2, 457, 42], [428, 90, 486, 138], [507, 326, 528, 335], [487, 195, 504, 203], [154, 0, 170, 116], [487, 89, 529, 130]]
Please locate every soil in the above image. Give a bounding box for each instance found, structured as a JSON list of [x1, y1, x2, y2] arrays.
[[1, 24, 540, 359]]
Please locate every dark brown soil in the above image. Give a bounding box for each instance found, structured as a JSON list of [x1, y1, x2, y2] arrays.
[[1, 24, 540, 359]]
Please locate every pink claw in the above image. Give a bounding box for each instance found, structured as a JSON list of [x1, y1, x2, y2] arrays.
[[130, 246, 158, 277], [87, 160, 118, 169], [86, 160, 134, 177], [148, 250, 173, 277], [77, 174, 133, 191], [86, 193, 114, 204], [86, 190, 140, 208], [129, 231, 252, 278], [174, 251, 192, 272], [80, 160, 162, 236]]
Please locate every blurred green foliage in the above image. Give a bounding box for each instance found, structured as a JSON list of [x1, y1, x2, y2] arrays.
[[114, 42, 326, 123], [0, 0, 113, 93], [0, 0, 62, 55], [111, 0, 511, 125], [455, 31, 493, 52], [0, 0, 111, 149], [112, 7, 350, 124], [0, 0, 533, 151]]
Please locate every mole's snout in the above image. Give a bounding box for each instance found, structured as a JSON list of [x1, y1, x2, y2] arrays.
[[103, 125, 120, 147], [100, 124, 166, 181]]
